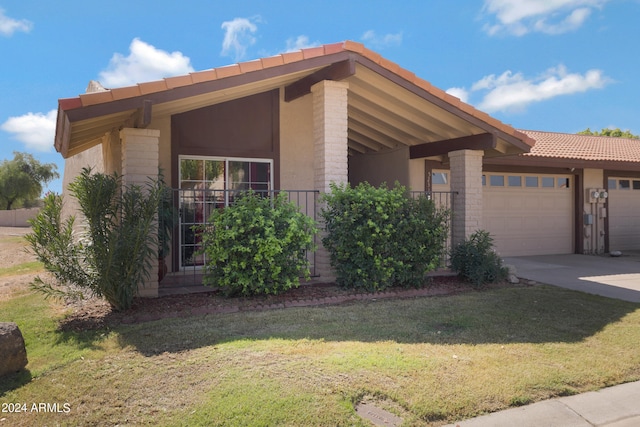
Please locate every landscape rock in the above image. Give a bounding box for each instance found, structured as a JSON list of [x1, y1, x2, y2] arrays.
[[0, 322, 28, 377], [508, 274, 520, 285], [610, 251, 622, 257]]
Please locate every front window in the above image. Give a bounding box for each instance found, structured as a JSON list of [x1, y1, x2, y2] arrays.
[[179, 156, 272, 268]]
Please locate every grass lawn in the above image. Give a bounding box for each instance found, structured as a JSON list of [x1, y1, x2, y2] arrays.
[[1, 280, 639, 426]]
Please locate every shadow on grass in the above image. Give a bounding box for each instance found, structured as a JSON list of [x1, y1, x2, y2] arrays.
[[113, 286, 640, 356], [53, 328, 108, 351], [0, 369, 32, 397]]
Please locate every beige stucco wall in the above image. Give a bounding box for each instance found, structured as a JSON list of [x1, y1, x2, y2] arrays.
[[279, 90, 315, 190], [409, 159, 426, 191], [583, 168, 605, 254], [60, 143, 105, 222], [349, 146, 410, 188], [101, 130, 122, 177], [0, 208, 41, 227]]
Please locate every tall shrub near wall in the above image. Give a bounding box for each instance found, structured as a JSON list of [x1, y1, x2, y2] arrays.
[[321, 182, 449, 291], [26, 168, 162, 311]]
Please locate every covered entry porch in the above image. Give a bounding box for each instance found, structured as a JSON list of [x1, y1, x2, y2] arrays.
[[54, 41, 535, 297]]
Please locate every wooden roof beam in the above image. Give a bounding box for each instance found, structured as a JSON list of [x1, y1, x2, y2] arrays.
[[284, 59, 355, 102], [409, 133, 496, 159]]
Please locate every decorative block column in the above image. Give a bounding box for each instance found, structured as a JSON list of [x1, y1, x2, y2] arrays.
[[120, 128, 160, 297], [448, 149, 484, 247], [311, 80, 349, 281]]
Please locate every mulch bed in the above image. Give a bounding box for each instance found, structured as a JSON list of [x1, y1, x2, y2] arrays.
[[58, 276, 492, 332]]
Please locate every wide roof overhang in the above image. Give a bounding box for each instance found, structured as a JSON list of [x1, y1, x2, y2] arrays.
[[55, 42, 534, 160]]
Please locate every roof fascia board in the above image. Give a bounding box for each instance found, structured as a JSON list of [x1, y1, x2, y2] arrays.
[[409, 133, 496, 159], [54, 105, 71, 157], [485, 155, 640, 170], [63, 51, 355, 123]]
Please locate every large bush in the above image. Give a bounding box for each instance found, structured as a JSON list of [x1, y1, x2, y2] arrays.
[[320, 182, 449, 291], [26, 168, 162, 311], [450, 230, 508, 288], [199, 191, 317, 296]]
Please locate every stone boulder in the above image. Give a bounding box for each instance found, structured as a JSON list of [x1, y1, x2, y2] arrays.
[[0, 322, 28, 377], [504, 264, 520, 284]]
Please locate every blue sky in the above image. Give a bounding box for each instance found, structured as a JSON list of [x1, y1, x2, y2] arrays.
[[1, 0, 639, 194]]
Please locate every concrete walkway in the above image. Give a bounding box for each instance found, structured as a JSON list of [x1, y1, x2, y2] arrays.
[[503, 253, 640, 303], [445, 380, 640, 427], [444, 253, 640, 426]]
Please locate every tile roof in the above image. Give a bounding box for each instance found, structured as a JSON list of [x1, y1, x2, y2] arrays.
[[58, 40, 534, 148], [519, 130, 640, 163]]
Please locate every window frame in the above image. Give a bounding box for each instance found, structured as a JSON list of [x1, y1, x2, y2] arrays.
[[178, 155, 274, 270]]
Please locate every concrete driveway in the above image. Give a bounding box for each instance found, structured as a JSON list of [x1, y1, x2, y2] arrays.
[[503, 253, 640, 303]]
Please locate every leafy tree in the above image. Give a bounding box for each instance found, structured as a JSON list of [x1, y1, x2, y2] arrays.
[[0, 152, 58, 210], [577, 128, 639, 139]]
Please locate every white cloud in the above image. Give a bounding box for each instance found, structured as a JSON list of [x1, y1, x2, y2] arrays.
[[1, 110, 56, 152], [285, 35, 320, 52], [482, 0, 608, 36], [445, 87, 470, 103], [221, 17, 259, 61], [448, 65, 610, 113], [361, 30, 403, 48], [0, 8, 33, 36], [98, 38, 194, 88]]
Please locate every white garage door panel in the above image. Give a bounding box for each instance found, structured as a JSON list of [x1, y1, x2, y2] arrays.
[[483, 175, 573, 256], [609, 178, 640, 250]]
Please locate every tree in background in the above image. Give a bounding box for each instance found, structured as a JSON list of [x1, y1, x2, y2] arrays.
[[0, 152, 58, 210], [578, 128, 639, 139]]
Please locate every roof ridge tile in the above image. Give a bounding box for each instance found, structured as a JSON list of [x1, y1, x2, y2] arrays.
[[301, 46, 325, 59], [215, 64, 241, 78], [281, 50, 304, 64], [165, 74, 194, 89], [323, 42, 345, 55], [342, 40, 365, 53], [79, 90, 114, 106], [260, 55, 284, 69], [138, 80, 169, 95], [190, 69, 218, 84]]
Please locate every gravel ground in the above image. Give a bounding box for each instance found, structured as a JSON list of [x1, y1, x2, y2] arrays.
[[0, 227, 39, 301]]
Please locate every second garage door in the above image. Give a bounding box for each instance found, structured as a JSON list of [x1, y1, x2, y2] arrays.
[[483, 173, 574, 256], [608, 177, 640, 251]]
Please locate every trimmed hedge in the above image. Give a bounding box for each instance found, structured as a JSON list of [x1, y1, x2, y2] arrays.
[[320, 182, 449, 291], [199, 191, 317, 296]]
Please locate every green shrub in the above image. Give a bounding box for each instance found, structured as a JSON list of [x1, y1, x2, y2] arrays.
[[450, 230, 508, 288], [26, 168, 162, 311], [199, 191, 317, 296], [320, 182, 449, 291]]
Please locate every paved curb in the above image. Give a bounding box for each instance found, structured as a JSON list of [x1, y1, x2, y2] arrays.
[[444, 381, 640, 427]]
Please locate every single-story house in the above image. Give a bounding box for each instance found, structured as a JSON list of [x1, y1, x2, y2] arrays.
[[54, 40, 640, 297]]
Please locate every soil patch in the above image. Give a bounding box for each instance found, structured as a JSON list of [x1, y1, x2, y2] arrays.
[[58, 276, 487, 332]]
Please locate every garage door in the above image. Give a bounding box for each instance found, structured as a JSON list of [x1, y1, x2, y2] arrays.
[[608, 177, 640, 251], [483, 174, 574, 256]]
